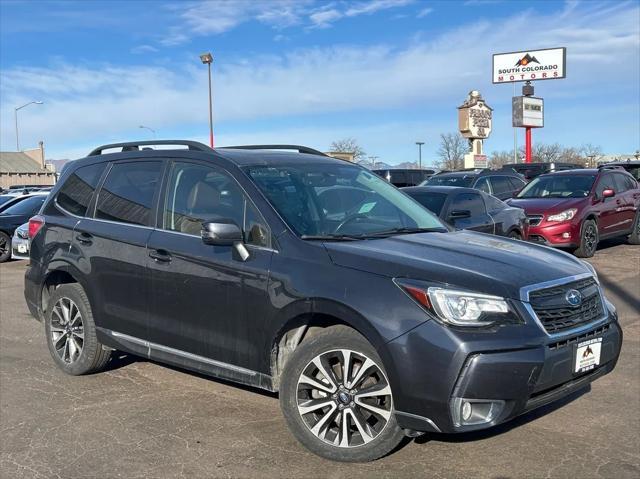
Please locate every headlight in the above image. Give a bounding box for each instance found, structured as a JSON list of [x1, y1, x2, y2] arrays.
[[547, 208, 577, 222], [395, 280, 511, 327]]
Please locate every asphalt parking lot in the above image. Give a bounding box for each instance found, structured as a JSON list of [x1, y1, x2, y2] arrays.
[[1, 240, 638, 479]]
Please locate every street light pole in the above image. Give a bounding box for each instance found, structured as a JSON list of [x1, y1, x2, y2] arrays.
[[200, 52, 214, 148], [14, 101, 43, 151], [139, 125, 157, 138], [415, 142, 425, 169]]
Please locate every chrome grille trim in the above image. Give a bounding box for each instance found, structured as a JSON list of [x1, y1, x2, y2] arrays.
[[520, 273, 609, 338]]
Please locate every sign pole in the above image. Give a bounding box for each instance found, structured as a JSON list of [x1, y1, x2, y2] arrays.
[[525, 127, 532, 163]]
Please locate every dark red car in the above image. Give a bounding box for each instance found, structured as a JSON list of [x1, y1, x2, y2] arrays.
[[507, 167, 640, 257]]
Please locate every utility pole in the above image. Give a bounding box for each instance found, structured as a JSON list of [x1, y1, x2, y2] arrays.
[[368, 156, 379, 169], [415, 142, 425, 169]]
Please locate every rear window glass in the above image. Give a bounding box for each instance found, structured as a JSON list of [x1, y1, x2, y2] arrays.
[[95, 161, 162, 226], [404, 192, 447, 216], [56, 163, 106, 216]]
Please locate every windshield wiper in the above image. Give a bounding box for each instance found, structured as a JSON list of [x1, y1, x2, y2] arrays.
[[300, 234, 365, 241], [367, 227, 447, 237]]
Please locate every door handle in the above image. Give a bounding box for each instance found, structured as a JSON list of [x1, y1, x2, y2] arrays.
[[75, 233, 93, 245], [149, 249, 172, 263]]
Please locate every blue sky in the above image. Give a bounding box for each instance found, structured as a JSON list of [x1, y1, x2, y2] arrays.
[[1, 0, 639, 166]]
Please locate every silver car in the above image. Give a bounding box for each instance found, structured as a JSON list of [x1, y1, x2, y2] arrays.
[[11, 222, 29, 260]]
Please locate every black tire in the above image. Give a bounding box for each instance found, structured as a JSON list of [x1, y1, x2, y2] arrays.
[[628, 211, 640, 245], [574, 219, 599, 258], [279, 325, 405, 462], [508, 230, 522, 240], [45, 283, 111, 375], [0, 231, 11, 263]]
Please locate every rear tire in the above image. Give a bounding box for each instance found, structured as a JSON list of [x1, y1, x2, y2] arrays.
[[0, 232, 11, 263], [628, 212, 640, 245], [508, 230, 522, 240], [45, 283, 111, 375], [574, 219, 599, 258], [279, 325, 404, 462]]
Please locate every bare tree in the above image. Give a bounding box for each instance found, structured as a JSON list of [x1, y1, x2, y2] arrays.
[[488, 150, 513, 169], [436, 133, 467, 170], [329, 138, 366, 161], [579, 143, 604, 167]]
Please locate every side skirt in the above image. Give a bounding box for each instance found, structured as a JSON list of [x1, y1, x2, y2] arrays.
[[97, 328, 275, 392]]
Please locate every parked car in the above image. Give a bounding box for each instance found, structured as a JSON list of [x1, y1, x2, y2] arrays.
[[402, 186, 527, 239], [0, 192, 48, 262], [25, 140, 621, 462], [11, 222, 29, 260], [507, 168, 639, 257], [372, 168, 435, 187], [599, 160, 639, 181], [422, 168, 526, 200], [501, 162, 582, 181]]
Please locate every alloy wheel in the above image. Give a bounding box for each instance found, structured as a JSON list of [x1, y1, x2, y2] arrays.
[[296, 349, 392, 448], [50, 297, 84, 364], [584, 224, 597, 255]]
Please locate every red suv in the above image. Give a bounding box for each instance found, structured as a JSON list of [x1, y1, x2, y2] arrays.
[[507, 167, 640, 257]]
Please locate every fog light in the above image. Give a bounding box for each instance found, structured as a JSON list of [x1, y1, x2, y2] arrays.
[[562, 232, 571, 239], [451, 398, 505, 427], [462, 401, 472, 421]]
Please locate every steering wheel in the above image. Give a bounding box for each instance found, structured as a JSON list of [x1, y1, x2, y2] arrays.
[[335, 213, 371, 233]]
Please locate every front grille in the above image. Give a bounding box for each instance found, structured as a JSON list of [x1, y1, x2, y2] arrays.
[[528, 235, 547, 244], [527, 215, 543, 226], [529, 277, 604, 334]]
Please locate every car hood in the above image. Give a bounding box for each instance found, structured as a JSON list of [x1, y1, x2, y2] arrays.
[[323, 230, 589, 301], [506, 197, 586, 215]]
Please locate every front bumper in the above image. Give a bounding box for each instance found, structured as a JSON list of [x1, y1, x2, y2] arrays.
[[527, 220, 580, 248], [387, 303, 622, 434], [11, 235, 29, 260]]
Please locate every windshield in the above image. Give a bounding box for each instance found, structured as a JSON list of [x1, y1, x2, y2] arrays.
[[403, 192, 447, 216], [424, 174, 474, 187], [0, 195, 46, 216], [517, 175, 595, 198], [246, 163, 446, 238]]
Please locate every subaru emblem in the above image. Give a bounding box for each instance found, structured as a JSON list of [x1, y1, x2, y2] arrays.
[[565, 289, 582, 307]]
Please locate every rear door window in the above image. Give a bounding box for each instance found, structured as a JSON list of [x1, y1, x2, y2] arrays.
[[450, 192, 486, 216], [56, 163, 106, 216], [489, 176, 512, 195], [95, 161, 162, 226]]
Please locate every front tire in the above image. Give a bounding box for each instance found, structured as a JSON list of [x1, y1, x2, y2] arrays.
[[574, 219, 599, 258], [508, 230, 522, 240], [45, 283, 111, 375], [279, 325, 404, 462]]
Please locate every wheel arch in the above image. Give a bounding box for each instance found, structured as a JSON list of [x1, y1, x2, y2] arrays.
[[269, 298, 386, 391], [40, 264, 89, 318]]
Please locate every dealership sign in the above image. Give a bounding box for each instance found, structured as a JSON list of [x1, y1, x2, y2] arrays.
[[493, 47, 566, 83]]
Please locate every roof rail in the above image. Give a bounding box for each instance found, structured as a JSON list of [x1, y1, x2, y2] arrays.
[[219, 144, 329, 157], [88, 140, 213, 156]]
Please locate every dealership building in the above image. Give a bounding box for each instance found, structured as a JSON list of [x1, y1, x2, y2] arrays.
[[0, 142, 56, 189]]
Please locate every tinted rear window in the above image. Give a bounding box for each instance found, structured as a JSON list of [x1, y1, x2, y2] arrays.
[[404, 192, 447, 216], [95, 161, 162, 226], [56, 163, 106, 216]]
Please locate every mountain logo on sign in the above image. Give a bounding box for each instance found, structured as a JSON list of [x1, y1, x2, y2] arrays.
[[515, 54, 540, 67]]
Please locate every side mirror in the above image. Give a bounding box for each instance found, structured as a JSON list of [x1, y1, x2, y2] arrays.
[[602, 189, 615, 199], [449, 209, 471, 219], [201, 220, 243, 246], [512, 189, 522, 198]]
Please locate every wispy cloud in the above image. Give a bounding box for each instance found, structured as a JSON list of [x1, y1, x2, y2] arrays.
[[130, 44, 158, 55], [417, 7, 433, 18]]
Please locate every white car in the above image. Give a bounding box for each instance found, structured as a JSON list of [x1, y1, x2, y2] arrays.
[[11, 222, 30, 260]]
